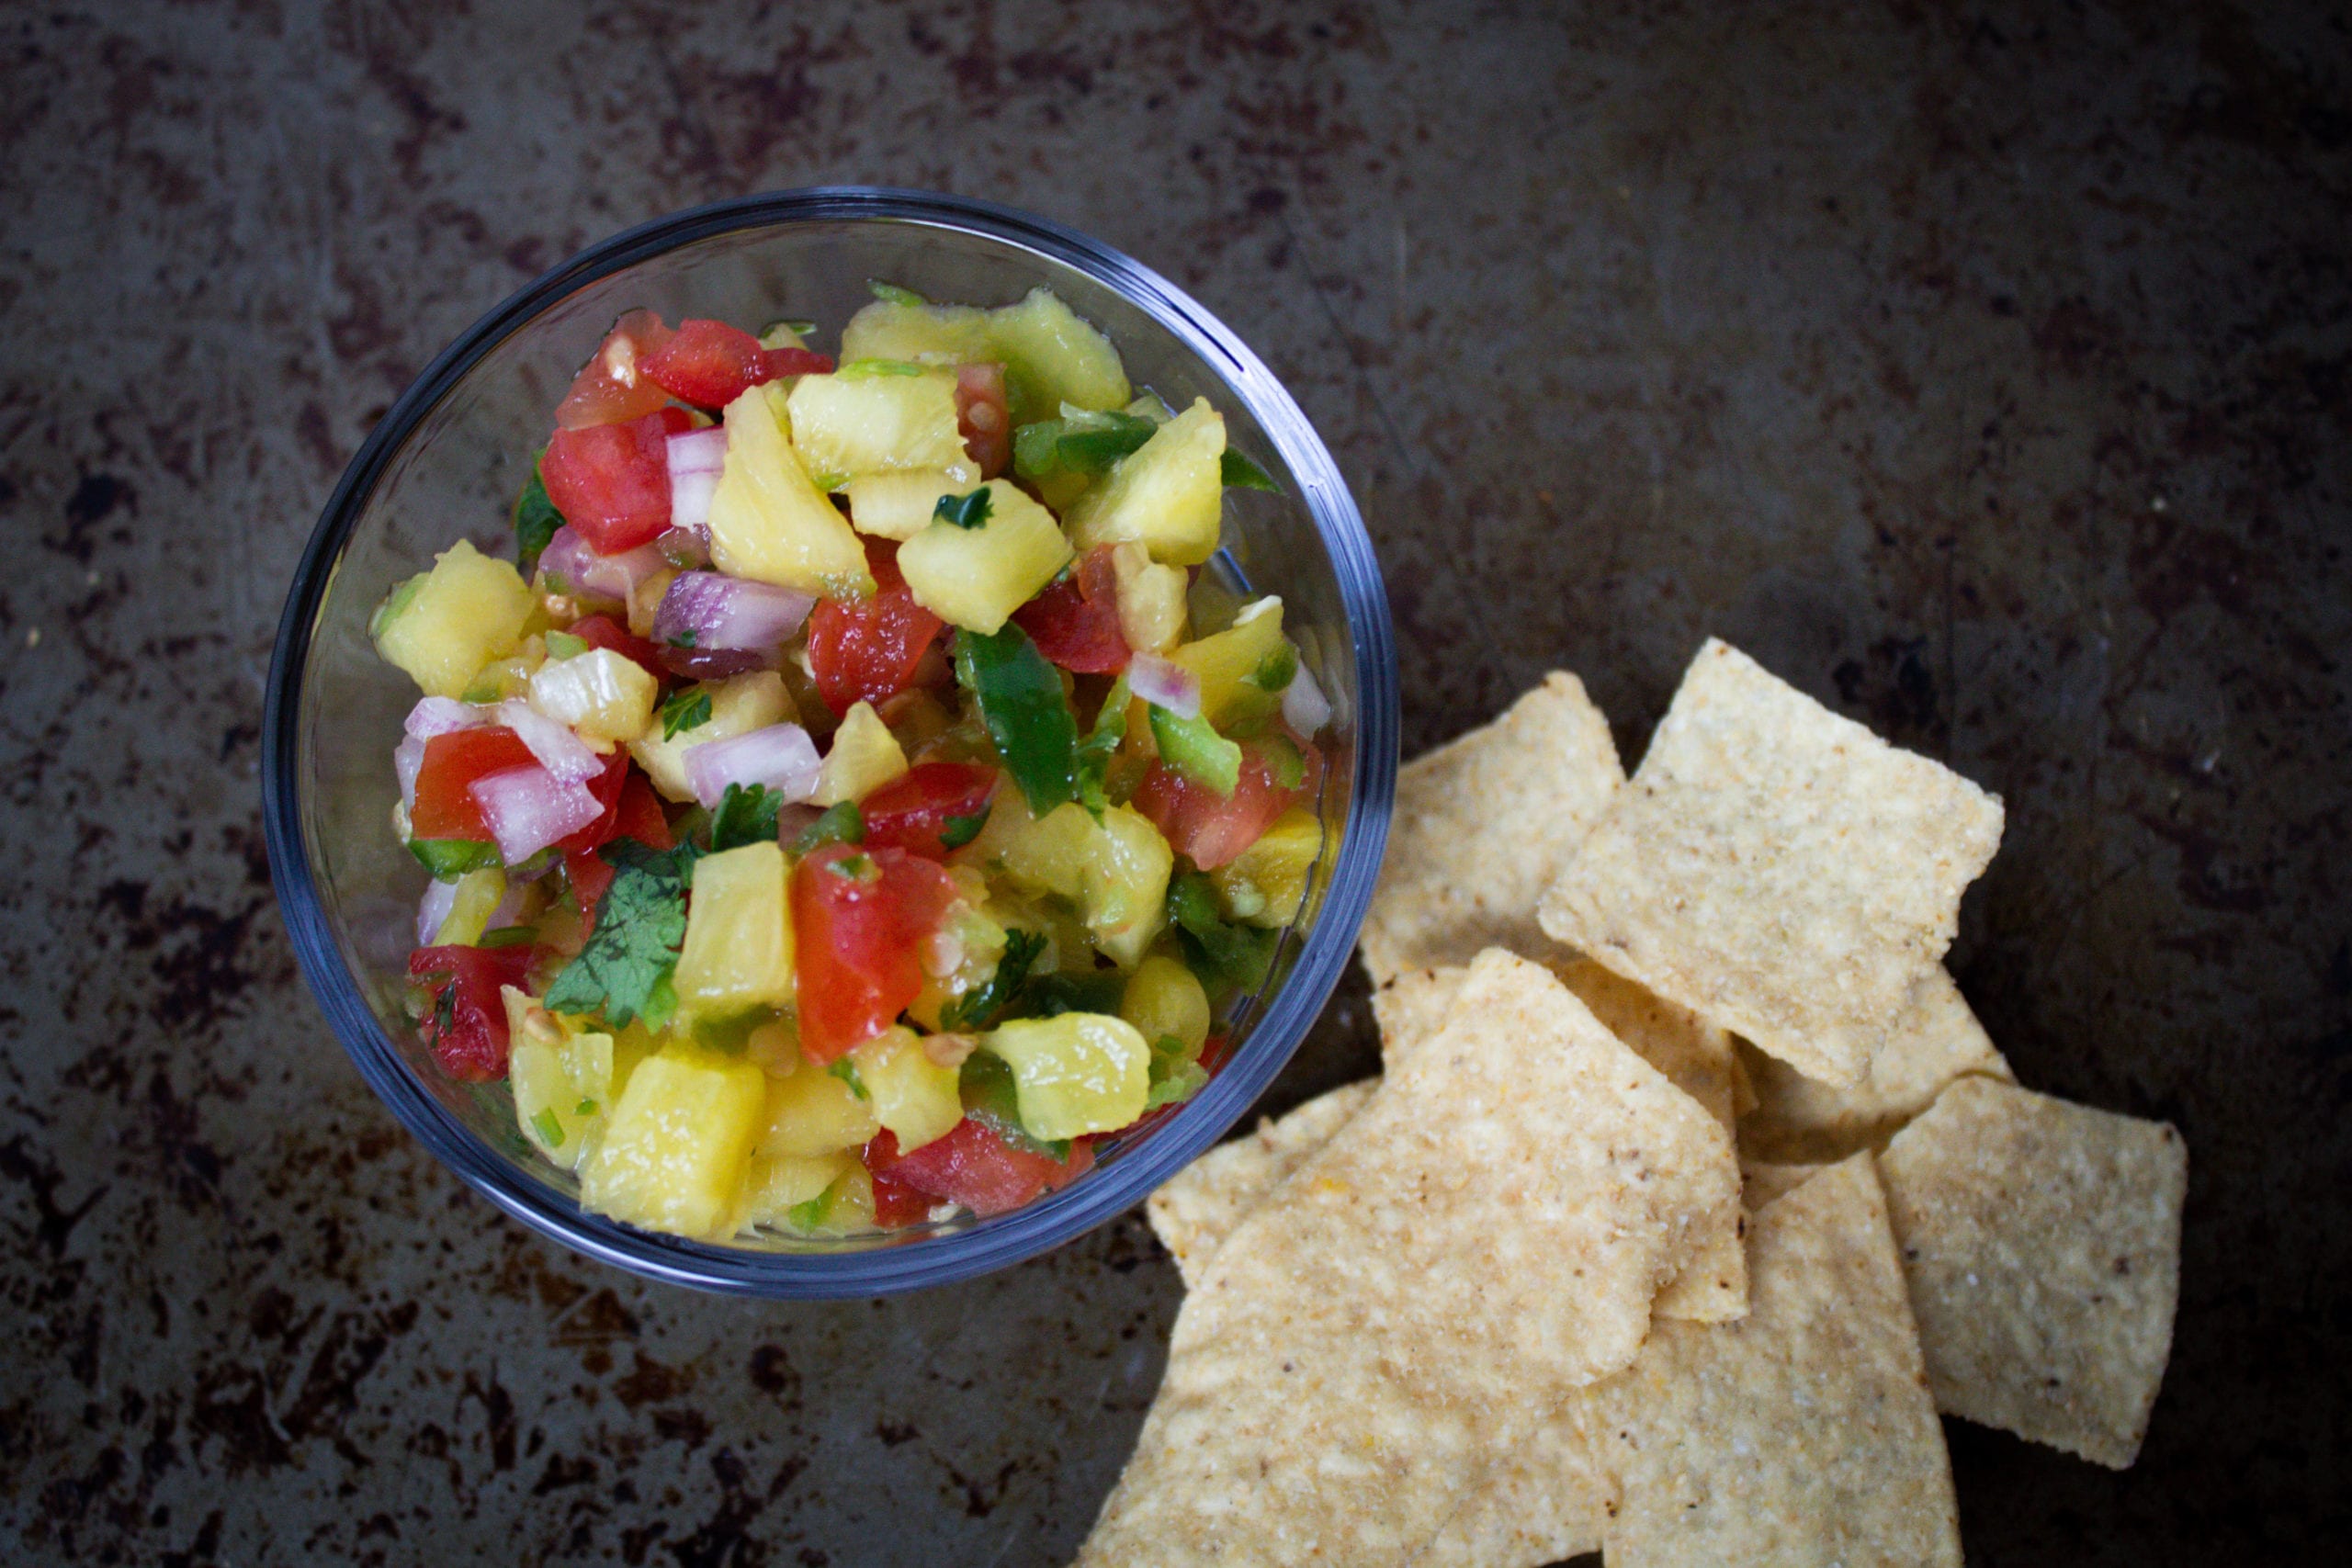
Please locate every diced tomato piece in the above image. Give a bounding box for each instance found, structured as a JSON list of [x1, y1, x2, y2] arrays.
[[1012, 545, 1128, 673], [411, 728, 537, 842], [791, 844, 960, 1064], [565, 848, 615, 919], [555, 310, 677, 431], [865, 1123, 1095, 1219], [612, 770, 673, 850], [869, 1166, 936, 1228], [860, 762, 999, 860], [568, 613, 667, 679], [540, 406, 695, 555], [409, 943, 533, 1082], [1132, 736, 1323, 870], [554, 749, 635, 855], [763, 345, 835, 379], [639, 318, 770, 411], [806, 540, 946, 716], [955, 362, 1012, 479]]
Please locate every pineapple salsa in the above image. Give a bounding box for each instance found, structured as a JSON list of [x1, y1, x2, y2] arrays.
[[370, 284, 1335, 1244]]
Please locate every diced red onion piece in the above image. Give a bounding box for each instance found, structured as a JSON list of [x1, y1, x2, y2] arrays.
[[416, 878, 459, 946], [660, 643, 776, 681], [653, 570, 815, 652], [493, 701, 603, 784], [669, 468, 718, 531], [394, 736, 427, 813], [537, 525, 670, 604], [682, 723, 820, 811], [667, 425, 729, 475], [469, 766, 604, 864], [404, 695, 482, 739], [1127, 652, 1201, 719], [1283, 658, 1332, 738]]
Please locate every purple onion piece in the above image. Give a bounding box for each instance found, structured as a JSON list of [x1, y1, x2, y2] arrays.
[[468, 766, 604, 864], [1127, 652, 1202, 719], [681, 724, 820, 811], [536, 525, 669, 604], [652, 570, 815, 653], [660, 643, 777, 681]]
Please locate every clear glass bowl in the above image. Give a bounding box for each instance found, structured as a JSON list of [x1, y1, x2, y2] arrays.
[[262, 188, 1396, 1297]]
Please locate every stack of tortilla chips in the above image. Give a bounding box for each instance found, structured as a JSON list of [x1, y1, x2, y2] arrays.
[[1080, 638, 2188, 1566]]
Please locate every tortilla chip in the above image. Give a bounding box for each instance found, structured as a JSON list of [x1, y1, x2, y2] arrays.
[[1369, 964, 1470, 1061], [1147, 1080, 1379, 1290], [1878, 1078, 2187, 1469], [1416, 1415, 1611, 1567], [1539, 638, 2004, 1088], [1377, 954, 1747, 1322], [1742, 1160, 1823, 1213], [1359, 671, 1623, 986], [1739, 965, 2014, 1162], [1584, 1154, 1962, 1567], [1077, 952, 1739, 1566]]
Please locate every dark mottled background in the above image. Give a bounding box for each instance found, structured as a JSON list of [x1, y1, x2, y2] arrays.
[[3, 1, 2346, 1562]]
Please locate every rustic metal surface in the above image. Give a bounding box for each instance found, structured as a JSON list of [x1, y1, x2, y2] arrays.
[[3, 2, 2346, 1562]]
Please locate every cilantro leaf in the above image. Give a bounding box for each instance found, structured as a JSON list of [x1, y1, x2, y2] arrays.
[[542, 840, 688, 1030], [410, 838, 500, 879], [660, 687, 713, 740], [1167, 872, 1278, 997], [956, 625, 1080, 817], [791, 801, 865, 855], [938, 928, 1048, 1032], [669, 627, 698, 648], [933, 488, 993, 529], [709, 783, 783, 852], [1220, 448, 1282, 493], [1011, 412, 1158, 480], [939, 805, 991, 851], [513, 453, 567, 575]]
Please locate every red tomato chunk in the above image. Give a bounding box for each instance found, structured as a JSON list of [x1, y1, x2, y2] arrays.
[[860, 762, 999, 861], [410, 943, 533, 1082], [555, 310, 676, 431], [791, 843, 958, 1064], [1013, 545, 1129, 673], [640, 318, 775, 410], [1132, 737, 1322, 870], [806, 540, 946, 716], [410, 728, 536, 842], [541, 406, 695, 555], [865, 1123, 1094, 1219]]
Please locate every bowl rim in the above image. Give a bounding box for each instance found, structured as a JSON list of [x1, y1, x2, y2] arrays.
[[262, 186, 1397, 1297]]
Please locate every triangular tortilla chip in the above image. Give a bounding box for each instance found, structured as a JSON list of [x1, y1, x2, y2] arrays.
[[1879, 1078, 2187, 1469], [1080, 952, 1737, 1566], [1739, 964, 2013, 1162], [1584, 1154, 1963, 1567], [1540, 638, 2003, 1088], [1360, 672, 1623, 986], [1147, 1079, 1377, 1291]]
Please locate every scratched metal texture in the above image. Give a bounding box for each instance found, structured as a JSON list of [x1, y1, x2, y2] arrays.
[[1, 2, 2346, 1562]]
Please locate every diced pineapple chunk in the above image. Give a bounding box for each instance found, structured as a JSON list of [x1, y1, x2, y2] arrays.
[[460, 641, 548, 705], [528, 648, 659, 747], [896, 479, 1075, 635], [838, 287, 1130, 425], [795, 1164, 876, 1235], [432, 866, 508, 946], [985, 288, 1133, 423], [1064, 399, 1225, 567], [578, 1043, 767, 1239], [1210, 806, 1324, 928], [373, 539, 537, 698], [673, 841, 795, 1018], [786, 367, 975, 487], [1110, 542, 1188, 655], [981, 1012, 1149, 1140], [843, 468, 975, 541], [757, 1063, 881, 1157], [1119, 955, 1211, 1058], [732, 1148, 860, 1235], [812, 701, 908, 806], [707, 384, 876, 601], [628, 671, 794, 803], [851, 1027, 965, 1154], [1169, 596, 1287, 728], [988, 800, 1172, 969], [510, 1022, 615, 1173]]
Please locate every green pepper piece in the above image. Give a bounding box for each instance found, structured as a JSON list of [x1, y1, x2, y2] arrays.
[[1148, 705, 1243, 797], [955, 626, 1079, 816]]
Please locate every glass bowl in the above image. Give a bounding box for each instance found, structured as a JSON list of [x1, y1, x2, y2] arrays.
[[262, 188, 1397, 1297]]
